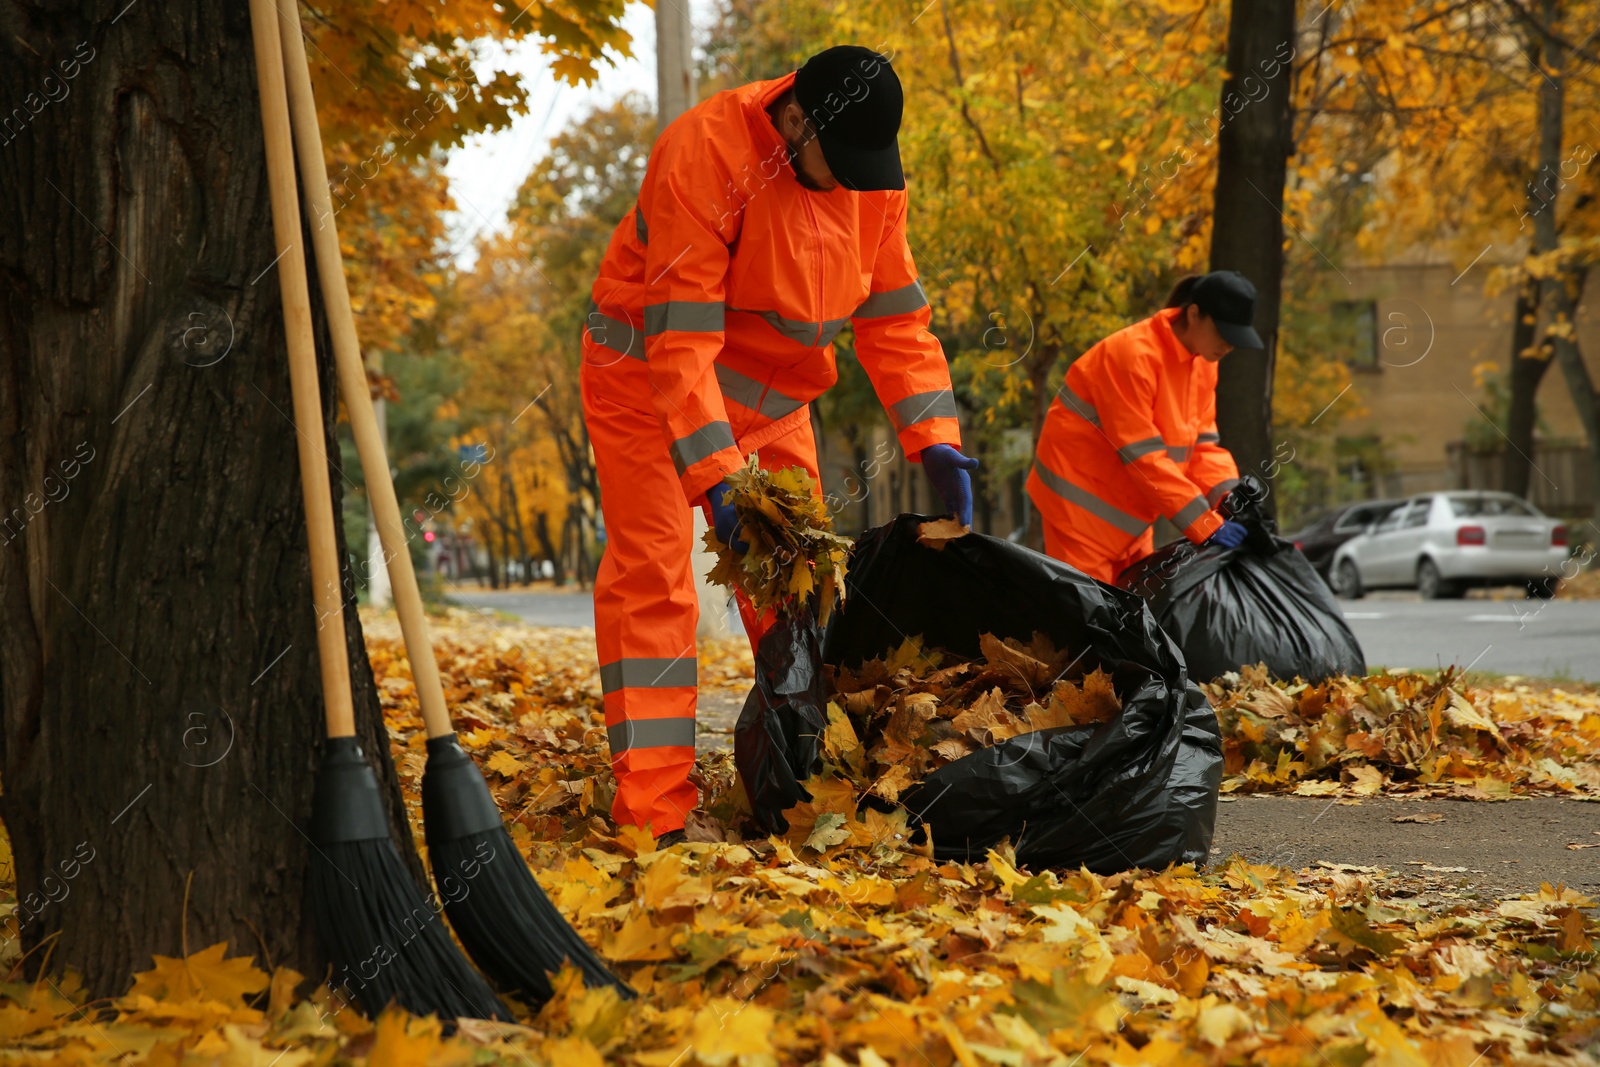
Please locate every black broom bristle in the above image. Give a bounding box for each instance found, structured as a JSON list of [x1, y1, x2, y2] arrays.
[[311, 737, 512, 1021], [423, 735, 635, 1005]]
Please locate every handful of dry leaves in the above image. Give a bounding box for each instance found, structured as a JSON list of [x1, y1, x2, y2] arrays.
[[819, 631, 1124, 802], [702, 457, 852, 619]]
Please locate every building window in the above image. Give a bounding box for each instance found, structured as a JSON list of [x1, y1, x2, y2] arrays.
[[1333, 300, 1378, 370]]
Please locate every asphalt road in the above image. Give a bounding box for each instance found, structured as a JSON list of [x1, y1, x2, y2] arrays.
[[449, 587, 597, 628], [451, 586, 1600, 682], [1211, 795, 1600, 897], [1340, 595, 1600, 681]]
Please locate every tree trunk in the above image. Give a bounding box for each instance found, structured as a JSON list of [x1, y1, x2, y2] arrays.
[[1028, 349, 1055, 448], [1502, 281, 1549, 499], [482, 532, 501, 589], [0, 0, 414, 996], [534, 511, 564, 585], [1209, 0, 1297, 515], [1549, 266, 1600, 523]]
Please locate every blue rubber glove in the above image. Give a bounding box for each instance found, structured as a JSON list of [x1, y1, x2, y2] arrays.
[[921, 444, 980, 527], [1208, 520, 1248, 549], [707, 481, 749, 553]]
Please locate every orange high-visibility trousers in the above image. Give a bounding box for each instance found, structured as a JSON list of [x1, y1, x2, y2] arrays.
[[584, 361, 818, 835], [1035, 503, 1155, 585]]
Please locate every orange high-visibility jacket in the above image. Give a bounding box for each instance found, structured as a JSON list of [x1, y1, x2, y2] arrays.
[[1032, 308, 1240, 545], [585, 71, 960, 502]]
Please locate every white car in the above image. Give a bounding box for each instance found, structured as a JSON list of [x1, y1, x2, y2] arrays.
[[1329, 491, 1569, 600]]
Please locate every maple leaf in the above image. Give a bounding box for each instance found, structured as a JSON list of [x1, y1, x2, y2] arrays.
[[916, 517, 970, 549], [1034, 670, 1121, 730], [870, 764, 915, 802], [804, 812, 853, 852], [822, 702, 865, 777], [884, 635, 940, 676], [128, 943, 269, 1007], [978, 633, 1055, 691], [689, 999, 776, 1065], [1001, 967, 1120, 1037], [1324, 906, 1406, 958], [930, 737, 975, 763], [605, 911, 678, 962], [485, 750, 526, 777], [367, 1010, 448, 1067], [952, 687, 1026, 745]]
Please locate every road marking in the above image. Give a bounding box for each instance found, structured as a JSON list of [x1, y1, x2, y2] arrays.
[[1464, 614, 1541, 623], [1342, 612, 1388, 619]]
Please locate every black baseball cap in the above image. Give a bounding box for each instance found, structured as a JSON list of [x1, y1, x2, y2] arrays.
[[1191, 271, 1263, 350], [793, 46, 904, 191]]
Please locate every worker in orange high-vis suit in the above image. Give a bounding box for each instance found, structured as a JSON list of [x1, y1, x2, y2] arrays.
[[1027, 271, 1263, 584], [580, 46, 978, 842]]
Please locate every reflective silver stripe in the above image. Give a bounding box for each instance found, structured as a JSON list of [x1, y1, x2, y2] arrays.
[[644, 301, 725, 335], [1207, 478, 1241, 506], [607, 717, 697, 754], [1030, 460, 1150, 536], [1117, 436, 1166, 463], [669, 421, 737, 475], [728, 305, 835, 347], [852, 279, 929, 319], [599, 657, 698, 693], [1166, 445, 1192, 463], [635, 206, 647, 245], [891, 390, 958, 430], [1056, 381, 1100, 427], [1197, 432, 1220, 444], [715, 364, 807, 421], [585, 302, 644, 360], [1170, 495, 1210, 531]]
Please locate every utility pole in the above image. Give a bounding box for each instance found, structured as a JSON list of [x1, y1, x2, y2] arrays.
[[656, 0, 696, 128]]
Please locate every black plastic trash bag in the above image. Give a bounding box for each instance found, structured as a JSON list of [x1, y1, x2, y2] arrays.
[[734, 610, 827, 834], [733, 513, 1222, 872], [1117, 477, 1365, 683]]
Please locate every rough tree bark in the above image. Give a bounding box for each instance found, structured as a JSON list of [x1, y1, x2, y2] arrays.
[[0, 0, 418, 995], [1210, 0, 1298, 515]]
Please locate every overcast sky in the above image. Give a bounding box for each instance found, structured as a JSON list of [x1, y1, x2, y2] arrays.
[[442, 0, 714, 265]]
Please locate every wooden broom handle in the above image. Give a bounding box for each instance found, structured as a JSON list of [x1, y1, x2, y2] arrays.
[[275, 0, 455, 739], [248, 0, 356, 738]]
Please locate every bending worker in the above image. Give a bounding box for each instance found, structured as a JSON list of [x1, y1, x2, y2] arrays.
[[1027, 271, 1261, 583], [581, 46, 978, 840]]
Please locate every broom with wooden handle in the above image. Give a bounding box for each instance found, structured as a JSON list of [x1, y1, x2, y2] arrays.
[[248, 0, 510, 1021], [272, 0, 632, 1006]]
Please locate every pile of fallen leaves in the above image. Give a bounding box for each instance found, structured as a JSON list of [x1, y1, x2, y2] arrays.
[[822, 633, 1121, 802], [2, 610, 1598, 1066], [1210, 665, 1600, 799], [703, 457, 852, 619]]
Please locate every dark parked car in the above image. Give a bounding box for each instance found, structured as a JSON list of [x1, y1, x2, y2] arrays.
[[1284, 499, 1404, 580]]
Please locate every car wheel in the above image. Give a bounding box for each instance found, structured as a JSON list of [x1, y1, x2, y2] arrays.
[[1525, 577, 1558, 600], [1333, 559, 1364, 599], [1417, 558, 1460, 600]]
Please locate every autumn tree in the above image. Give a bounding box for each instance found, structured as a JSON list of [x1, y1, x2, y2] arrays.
[[444, 96, 654, 586], [1292, 0, 1600, 514], [0, 0, 628, 995]]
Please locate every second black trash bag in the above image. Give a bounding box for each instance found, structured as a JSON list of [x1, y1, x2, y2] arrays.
[[1117, 477, 1366, 684], [733, 513, 1222, 872], [734, 609, 827, 835]]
